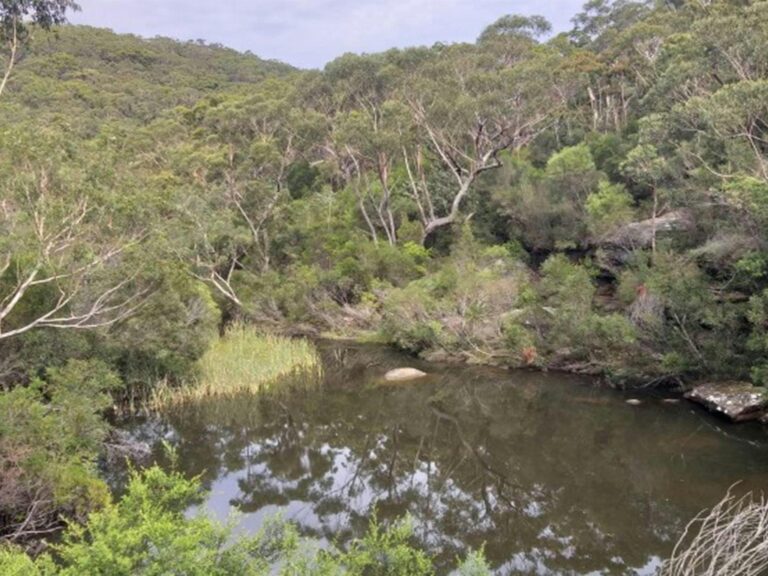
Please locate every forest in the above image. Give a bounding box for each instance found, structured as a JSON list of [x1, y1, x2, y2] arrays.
[[2, 0, 768, 573]]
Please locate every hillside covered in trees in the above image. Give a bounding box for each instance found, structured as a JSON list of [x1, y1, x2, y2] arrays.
[[5, 2, 768, 385], [3, 0, 768, 571]]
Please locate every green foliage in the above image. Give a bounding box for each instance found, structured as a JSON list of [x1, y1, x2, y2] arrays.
[[747, 289, 768, 385], [43, 466, 265, 576], [6, 0, 768, 567], [545, 144, 600, 203], [0, 545, 52, 575], [106, 275, 221, 392], [586, 181, 636, 236], [0, 1, 78, 43], [0, 360, 117, 539], [2, 2, 762, 391], [285, 160, 321, 199], [618, 253, 744, 378], [337, 517, 434, 575], [3, 25, 293, 128], [724, 177, 768, 227], [735, 252, 768, 285], [490, 154, 590, 250], [380, 281, 443, 354], [517, 255, 637, 367], [380, 238, 528, 359], [622, 143, 666, 188], [0, 466, 490, 575], [539, 254, 595, 311], [478, 14, 551, 43], [587, 133, 631, 183]]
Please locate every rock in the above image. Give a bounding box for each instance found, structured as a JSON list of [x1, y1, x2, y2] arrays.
[[384, 368, 428, 382], [597, 209, 695, 272], [421, 349, 457, 364], [685, 382, 768, 423], [626, 399, 642, 406], [602, 209, 695, 249]]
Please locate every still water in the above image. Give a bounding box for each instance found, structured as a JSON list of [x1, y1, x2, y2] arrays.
[[123, 342, 768, 575]]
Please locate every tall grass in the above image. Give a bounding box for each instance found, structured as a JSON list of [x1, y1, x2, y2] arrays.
[[155, 323, 321, 406]]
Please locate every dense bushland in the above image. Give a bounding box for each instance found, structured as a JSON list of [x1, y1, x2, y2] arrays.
[[5, 1, 768, 389], [2, 0, 768, 566]]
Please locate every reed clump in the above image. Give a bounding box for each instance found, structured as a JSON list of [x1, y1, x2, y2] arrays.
[[155, 323, 321, 406]]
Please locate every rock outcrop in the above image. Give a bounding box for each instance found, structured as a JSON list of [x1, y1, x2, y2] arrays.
[[597, 209, 695, 271], [685, 382, 768, 422]]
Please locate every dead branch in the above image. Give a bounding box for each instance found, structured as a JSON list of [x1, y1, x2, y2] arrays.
[[661, 486, 768, 576]]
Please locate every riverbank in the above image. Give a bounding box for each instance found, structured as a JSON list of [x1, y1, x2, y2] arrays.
[[265, 245, 750, 394], [313, 330, 768, 425]]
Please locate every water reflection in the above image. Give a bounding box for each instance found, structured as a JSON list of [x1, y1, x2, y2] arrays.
[[126, 342, 768, 575]]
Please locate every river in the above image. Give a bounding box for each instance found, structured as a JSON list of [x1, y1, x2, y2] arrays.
[[118, 341, 768, 575]]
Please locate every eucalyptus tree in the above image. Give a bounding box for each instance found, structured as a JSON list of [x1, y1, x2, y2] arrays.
[[334, 100, 415, 246], [0, 0, 80, 97], [0, 124, 152, 341], [682, 1, 768, 183], [402, 20, 566, 242], [570, 0, 652, 49], [325, 53, 406, 245], [646, 1, 768, 245], [177, 79, 327, 309]]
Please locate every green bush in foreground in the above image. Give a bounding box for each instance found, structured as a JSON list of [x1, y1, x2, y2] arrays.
[[0, 360, 118, 543], [0, 466, 491, 575]]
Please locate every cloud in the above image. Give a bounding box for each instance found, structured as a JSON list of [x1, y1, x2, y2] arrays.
[[72, 0, 583, 68]]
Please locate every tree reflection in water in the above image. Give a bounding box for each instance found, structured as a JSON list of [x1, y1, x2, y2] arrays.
[[124, 342, 768, 575]]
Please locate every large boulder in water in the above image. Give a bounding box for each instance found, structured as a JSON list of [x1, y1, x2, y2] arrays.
[[384, 368, 428, 382], [685, 382, 768, 422]]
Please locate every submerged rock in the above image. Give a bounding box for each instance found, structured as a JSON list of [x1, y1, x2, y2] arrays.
[[384, 367, 428, 382], [105, 429, 152, 465], [685, 382, 768, 422]]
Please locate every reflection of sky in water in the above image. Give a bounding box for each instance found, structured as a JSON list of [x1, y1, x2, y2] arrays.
[[126, 342, 768, 575], [498, 553, 663, 576]]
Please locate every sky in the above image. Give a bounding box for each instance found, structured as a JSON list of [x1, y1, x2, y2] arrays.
[[71, 0, 585, 69]]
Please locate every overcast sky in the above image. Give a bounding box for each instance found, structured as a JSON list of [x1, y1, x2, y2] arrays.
[[71, 1, 585, 69]]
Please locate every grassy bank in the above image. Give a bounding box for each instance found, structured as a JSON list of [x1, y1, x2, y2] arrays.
[[155, 324, 321, 405]]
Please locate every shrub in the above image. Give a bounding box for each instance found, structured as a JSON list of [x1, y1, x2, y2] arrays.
[[586, 181, 636, 237], [379, 280, 443, 354], [0, 360, 118, 543], [545, 143, 600, 204], [380, 246, 528, 360], [527, 255, 637, 366], [619, 253, 744, 378], [0, 466, 492, 575], [725, 176, 768, 227]]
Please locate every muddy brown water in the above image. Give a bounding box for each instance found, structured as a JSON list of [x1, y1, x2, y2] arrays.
[[119, 342, 768, 575]]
